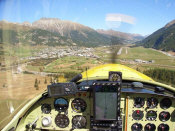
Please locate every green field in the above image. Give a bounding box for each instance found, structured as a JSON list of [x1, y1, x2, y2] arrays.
[[43, 56, 101, 73], [0, 44, 46, 66], [94, 46, 175, 71], [119, 47, 175, 66], [24, 46, 175, 73]]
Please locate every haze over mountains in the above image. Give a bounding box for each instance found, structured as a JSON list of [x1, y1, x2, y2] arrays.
[[97, 29, 144, 43], [138, 19, 175, 51], [1, 18, 175, 51], [0, 18, 143, 47]]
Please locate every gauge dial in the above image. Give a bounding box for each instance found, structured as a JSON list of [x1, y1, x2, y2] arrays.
[[131, 123, 142, 131], [146, 110, 157, 121], [159, 111, 170, 121], [144, 123, 156, 131], [134, 97, 145, 108], [71, 98, 87, 113], [72, 115, 87, 129], [42, 116, 52, 127], [109, 73, 121, 82], [54, 98, 68, 111], [41, 104, 51, 114], [132, 110, 144, 120], [55, 114, 69, 128], [147, 97, 158, 108], [158, 124, 169, 131], [160, 98, 172, 109]]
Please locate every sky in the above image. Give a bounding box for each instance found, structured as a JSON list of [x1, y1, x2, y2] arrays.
[[0, 0, 175, 36]]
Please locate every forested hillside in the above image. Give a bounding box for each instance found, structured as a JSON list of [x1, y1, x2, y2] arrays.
[[138, 20, 175, 51], [143, 68, 175, 86]]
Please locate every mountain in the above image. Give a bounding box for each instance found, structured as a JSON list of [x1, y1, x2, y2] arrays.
[[0, 18, 143, 47], [0, 18, 115, 47], [138, 19, 175, 51], [97, 29, 144, 44], [31, 18, 121, 46], [0, 21, 73, 46]]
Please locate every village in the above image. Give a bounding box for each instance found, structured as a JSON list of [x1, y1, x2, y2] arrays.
[[20, 46, 99, 60]]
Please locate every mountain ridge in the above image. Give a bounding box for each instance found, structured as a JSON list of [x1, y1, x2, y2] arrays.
[[97, 29, 144, 43], [138, 19, 175, 51], [0, 18, 143, 47]]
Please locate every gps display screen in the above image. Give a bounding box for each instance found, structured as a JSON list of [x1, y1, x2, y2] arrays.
[[95, 92, 117, 120]]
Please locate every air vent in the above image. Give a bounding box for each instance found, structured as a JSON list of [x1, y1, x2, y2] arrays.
[[131, 82, 143, 88], [155, 86, 164, 94]]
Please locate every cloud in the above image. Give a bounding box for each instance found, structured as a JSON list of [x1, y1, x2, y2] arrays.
[[166, 3, 171, 8], [105, 13, 136, 25]]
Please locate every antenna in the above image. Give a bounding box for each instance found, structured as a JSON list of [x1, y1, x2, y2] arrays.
[[86, 67, 89, 85]]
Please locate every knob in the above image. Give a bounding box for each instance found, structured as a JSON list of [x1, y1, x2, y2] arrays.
[[158, 124, 169, 131], [144, 123, 156, 131], [131, 123, 142, 131]]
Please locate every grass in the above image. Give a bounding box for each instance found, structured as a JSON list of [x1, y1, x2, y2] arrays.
[[26, 58, 57, 72], [94, 46, 175, 69], [43, 56, 102, 73], [0, 70, 50, 124], [3, 45, 40, 58], [0, 44, 46, 67], [119, 47, 175, 66]]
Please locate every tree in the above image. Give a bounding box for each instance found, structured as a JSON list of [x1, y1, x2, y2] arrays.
[[50, 77, 53, 83], [34, 78, 39, 90], [44, 78, 47, 84], [136, 67, 140, 72]]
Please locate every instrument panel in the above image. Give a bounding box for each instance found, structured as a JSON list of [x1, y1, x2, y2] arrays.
[[127, 94, 175, 131], [17, 89, 175, 131], [21, 92, 91, 131]]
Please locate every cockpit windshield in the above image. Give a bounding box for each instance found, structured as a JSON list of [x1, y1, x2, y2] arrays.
[[0, 0, 175, 129]]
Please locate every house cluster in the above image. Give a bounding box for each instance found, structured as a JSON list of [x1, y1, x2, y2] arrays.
[[21, 46, 99, 60], [134, 59, 155, 64], [120, 59, 155, 64]]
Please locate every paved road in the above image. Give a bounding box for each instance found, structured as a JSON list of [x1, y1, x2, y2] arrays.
[[117, 47, 123, 55], [125, 47, 128, 54]]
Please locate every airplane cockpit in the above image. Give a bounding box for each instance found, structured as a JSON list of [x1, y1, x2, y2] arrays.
[[2, 64, 175, 131]]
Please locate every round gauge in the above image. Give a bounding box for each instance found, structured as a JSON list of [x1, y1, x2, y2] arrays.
[[132, 110, 144, 120], [159, 111, 170, 121], [41, 104, 51, 114], [54, 98, 68, 111], [144, 123, 156, 131], [146, 110, 157, 121], [55, 114, 69, 128], [160, 98, 172, 109], [71, 98, 87, 113], [72, 115, 87, 129], [42, 116, 52, 127], [131, 123, 142, 131], [158, 124, 169, 131], [109, 73, 121, 81], [134, 97, 145, 108], [147, 97, 158, 108]]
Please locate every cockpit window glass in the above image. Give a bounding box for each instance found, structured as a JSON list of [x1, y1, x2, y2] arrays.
[[0, 0, 175, 129]]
